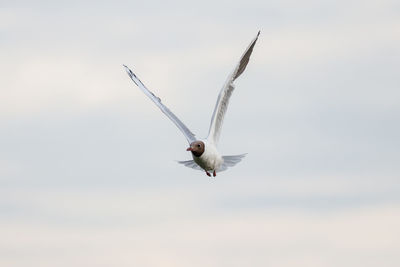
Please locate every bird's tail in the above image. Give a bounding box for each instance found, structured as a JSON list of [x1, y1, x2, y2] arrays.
[[218, 153, 247, 171], [177, 153, 247, 172]]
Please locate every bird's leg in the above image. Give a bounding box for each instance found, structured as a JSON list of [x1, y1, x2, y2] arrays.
[[206, 171, 211, 177], [213, 170, 216, 177]]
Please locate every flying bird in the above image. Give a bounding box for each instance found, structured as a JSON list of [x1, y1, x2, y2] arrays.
[[124, 31, 260, 177]]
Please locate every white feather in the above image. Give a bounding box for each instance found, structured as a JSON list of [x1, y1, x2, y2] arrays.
[[206, 31, 260, 145]]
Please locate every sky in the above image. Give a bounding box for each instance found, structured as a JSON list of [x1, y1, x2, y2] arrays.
[[1, 0, 400, 266]]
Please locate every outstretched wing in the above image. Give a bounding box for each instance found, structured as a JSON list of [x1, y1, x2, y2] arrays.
[[207, 31, 260, 145], [124, 65, 196, 144]]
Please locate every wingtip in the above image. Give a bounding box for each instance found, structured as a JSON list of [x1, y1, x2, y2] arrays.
[[123, 64, 134, 75], [257, 30, 260, 37]]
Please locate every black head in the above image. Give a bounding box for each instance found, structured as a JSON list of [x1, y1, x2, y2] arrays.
[[186, 141, 205, 157]]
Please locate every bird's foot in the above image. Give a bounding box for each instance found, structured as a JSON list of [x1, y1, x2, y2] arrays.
[[213, 170, 216, 177], [206, 171, 211, 177]]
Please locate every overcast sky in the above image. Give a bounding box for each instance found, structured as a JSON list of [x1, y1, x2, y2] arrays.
[[1, 0, 400, 266]]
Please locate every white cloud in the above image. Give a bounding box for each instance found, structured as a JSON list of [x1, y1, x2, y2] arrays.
[[1, 188, 399, 267], [1, 0, 399, 117]]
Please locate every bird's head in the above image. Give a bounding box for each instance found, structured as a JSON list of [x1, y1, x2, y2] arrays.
[[186, 141, 205, 157]]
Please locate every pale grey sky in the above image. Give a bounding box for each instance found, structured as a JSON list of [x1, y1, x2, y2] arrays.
[[1, 0, 400, 266]]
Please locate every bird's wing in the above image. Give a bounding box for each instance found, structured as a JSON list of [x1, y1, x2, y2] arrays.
[[124, 65, 196, 144], [206, 31, 260, 145]]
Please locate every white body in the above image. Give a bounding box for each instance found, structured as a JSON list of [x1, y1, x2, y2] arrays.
[[192, 140, 223, 171]]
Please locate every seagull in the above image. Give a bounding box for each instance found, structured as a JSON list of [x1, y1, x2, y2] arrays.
[[124, 31, 260, 177]]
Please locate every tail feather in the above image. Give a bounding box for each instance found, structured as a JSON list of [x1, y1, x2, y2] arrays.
[[177, 160, 202, 171], [177, 153, 247, 172], [218, 153, 247, 171]]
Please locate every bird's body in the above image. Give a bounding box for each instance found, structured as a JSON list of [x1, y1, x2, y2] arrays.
[[192, 140, 223, 173], [124, 31, 260, 177]]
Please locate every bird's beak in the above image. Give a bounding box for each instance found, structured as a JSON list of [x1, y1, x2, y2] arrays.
[[186, 147, 192, 151]]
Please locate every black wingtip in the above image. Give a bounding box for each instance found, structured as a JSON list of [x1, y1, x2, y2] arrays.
[[257, 30, 260, 37], [123, 64, 131, 74]]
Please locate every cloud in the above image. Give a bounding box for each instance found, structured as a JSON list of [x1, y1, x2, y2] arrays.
[[1, 188, 399, 267]]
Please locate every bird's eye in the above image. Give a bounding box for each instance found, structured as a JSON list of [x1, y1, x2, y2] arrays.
[[197, 144, 201, 148]]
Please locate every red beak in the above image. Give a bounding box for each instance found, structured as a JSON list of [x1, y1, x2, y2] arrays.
[[186, 147, 192, 151]]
